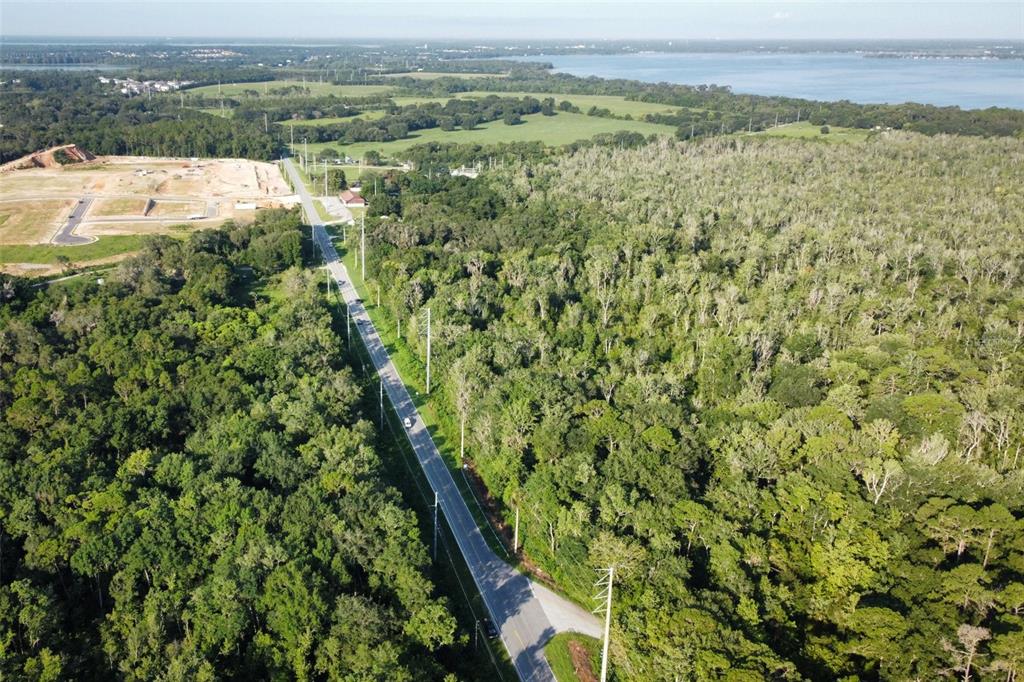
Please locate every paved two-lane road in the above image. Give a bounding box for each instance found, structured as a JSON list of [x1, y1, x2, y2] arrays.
[[282, 158, 600, 682]]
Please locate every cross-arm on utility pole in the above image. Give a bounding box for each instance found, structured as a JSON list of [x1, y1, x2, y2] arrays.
[[594, 567, 615, 682]]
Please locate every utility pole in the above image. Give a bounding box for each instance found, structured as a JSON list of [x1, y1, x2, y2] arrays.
[[326, 266, 331, 296], [425, 307, 432, 395], [595, 567, 615, 682], [264, 112, 269, 133], [513, 506, 520, 554], [303, 138, 308, 170], [432, 492, 439, 561], [346, 302, 351, 350], [360, 213, 366, 276], [290, 124, 294, 149], [379, 379, 384, 429]]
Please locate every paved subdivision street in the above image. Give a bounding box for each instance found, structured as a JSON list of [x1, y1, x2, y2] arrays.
[[52, 196, 95, 245]]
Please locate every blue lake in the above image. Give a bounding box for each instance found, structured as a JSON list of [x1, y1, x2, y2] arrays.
[[512, 52, 1024, 110]]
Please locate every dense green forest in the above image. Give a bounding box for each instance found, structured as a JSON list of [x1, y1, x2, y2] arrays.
[[353, 132, 1024, 680], [0, 211, 462, 680], [0, 73, 279, 163]]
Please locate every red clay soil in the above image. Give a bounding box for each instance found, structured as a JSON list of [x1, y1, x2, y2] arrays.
[[0, 144, 95, 172], [461, 463, 557, 586], [568, 640, 598, 682]]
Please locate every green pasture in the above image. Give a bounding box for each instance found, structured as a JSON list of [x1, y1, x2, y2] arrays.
[[185, 80, 394, 99], [289, 111, 676, 161], [751, 121, 871, 143], [0, 236, 145, 264]]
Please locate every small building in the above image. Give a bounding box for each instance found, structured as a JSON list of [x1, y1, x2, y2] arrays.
[[451, 166, 480, 179], [339, 190, 368, 207]]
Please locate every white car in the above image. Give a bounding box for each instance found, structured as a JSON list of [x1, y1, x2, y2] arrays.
[[403, 417, 413, 429]]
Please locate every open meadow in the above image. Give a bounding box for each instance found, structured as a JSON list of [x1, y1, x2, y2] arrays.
[[383, 71, 507, 80], [185, 80, 394, 98], [750, 120, 872, 143], [289, 111, 677, 161], [445, 91, 686, 118]]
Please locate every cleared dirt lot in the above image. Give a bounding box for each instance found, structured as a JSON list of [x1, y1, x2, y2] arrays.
[[0, 199, 75, 244], [0, 156, 293, 246]]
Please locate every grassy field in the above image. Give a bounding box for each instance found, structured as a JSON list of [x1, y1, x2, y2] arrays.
[[279, 110, 387, 127], [290, 111, 677, 161], [0, 199, 72, 244], [0, 235, 145, 264], [186, 80, 394, 99], [389, 91, 683, 118], [391, 96, 458, 107], [751, 121, 871, 143], [457, 91, 683, 118], [194, 106, 232, 118], [545, 633, 602, 682], [91, 198, 148, 216], [383, 71, 506, 80]]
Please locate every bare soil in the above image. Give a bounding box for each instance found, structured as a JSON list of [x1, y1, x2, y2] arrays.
[[568, 640, 598, 682], [0, 156, 291, 245], [461, 463, 557, 586]]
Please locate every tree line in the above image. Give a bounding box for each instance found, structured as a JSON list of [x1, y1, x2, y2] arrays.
[[0, 73, 281, 163]]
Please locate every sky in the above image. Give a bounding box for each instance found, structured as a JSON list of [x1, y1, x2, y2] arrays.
[[1, 1, 1021, 40]]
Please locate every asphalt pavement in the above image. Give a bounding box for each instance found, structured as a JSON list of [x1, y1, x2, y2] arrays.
[[51, 196, 95, 245], [282, 158, 600, 682]]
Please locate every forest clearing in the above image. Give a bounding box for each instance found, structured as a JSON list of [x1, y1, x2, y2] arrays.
[[288, 110, 676, 161], [0, 155, 295, 273]]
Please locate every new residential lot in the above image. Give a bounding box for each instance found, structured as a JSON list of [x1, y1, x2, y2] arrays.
[[0, 155, 295, 275]]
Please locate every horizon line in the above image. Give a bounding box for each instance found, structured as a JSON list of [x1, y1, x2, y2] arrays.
[[2, 35, 1022, 42]]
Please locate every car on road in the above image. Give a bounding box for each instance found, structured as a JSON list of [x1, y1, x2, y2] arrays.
[[481, 618, 498, 639], [403, 417, 413, 429]]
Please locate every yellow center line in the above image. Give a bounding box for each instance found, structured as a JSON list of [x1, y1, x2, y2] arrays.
[[512, 626, 526, 650]]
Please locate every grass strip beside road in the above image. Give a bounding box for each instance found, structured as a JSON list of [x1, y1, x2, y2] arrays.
[[0, 236, 145, 264], [545, 633, 602, 682]]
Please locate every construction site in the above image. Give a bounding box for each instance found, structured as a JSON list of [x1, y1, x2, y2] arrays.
[[0, 147, 297, 251]]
